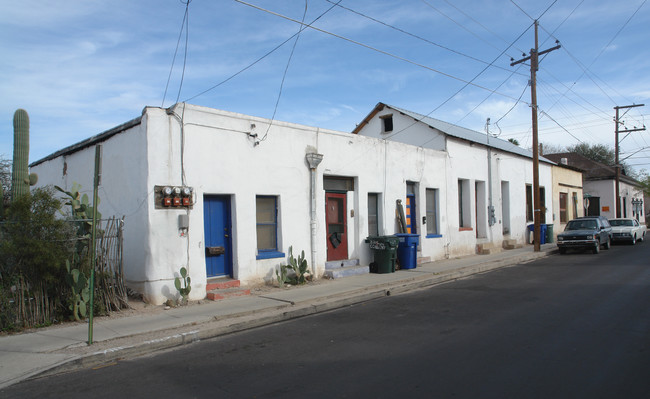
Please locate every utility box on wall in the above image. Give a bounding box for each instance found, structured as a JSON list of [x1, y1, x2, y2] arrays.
[[154, 185, 194, 209]]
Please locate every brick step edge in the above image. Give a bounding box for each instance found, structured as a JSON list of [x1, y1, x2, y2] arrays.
[[206, 287, 251, 301], [206, 279, 241, 291]]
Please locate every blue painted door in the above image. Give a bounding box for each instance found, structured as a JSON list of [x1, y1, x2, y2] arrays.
[[203, 195, 233, 278]]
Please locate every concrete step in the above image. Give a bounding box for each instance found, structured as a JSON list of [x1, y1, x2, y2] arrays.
[[476, 242, 502, 255], [206, 287, 251, 301], [325, 259, 360, 270], [502, 239, 523, 250], [323, 265, 369, 279], [206, 279, 240, 291]]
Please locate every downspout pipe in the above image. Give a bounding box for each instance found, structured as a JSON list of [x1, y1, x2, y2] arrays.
[[306, 153, 324, 277]]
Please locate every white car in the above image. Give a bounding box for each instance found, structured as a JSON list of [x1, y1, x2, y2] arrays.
[[608, 218, 646, 245]]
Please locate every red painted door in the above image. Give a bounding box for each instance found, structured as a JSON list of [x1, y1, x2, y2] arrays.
[[326, 192, 348, 261]]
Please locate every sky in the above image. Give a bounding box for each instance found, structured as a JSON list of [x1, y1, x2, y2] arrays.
[[2, 0, 649, 172]]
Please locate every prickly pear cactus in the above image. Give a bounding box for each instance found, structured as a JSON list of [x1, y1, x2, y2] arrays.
[[66, 259, 90, 321], [174, 267, 191, 305], [55, 182, 102, 236]]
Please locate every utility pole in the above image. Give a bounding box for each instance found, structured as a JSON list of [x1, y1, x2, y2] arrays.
[[88, 144, 102, 345], [485, 118, 496, 229], [511, 20, 560, 252], [614, 104, 645, 218]]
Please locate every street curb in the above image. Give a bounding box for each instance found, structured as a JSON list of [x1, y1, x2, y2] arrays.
[[34, 249, 556, 380]]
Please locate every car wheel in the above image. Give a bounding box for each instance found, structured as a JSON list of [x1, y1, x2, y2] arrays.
[[641, 233, 645, 242], [631, 234, 636, 245], [593, 243, 600, 254], [604, 237, 611, 250]]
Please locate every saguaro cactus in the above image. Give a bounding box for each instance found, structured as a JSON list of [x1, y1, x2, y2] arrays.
[[11, 109, 37, 201]]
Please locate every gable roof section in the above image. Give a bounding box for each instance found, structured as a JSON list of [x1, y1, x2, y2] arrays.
[[544, 152, 641, 186], [353, 102, 552, 163], [30, 114, 143, 167]]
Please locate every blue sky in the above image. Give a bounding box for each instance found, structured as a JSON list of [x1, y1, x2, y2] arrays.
[[2, 0, 649, 171]]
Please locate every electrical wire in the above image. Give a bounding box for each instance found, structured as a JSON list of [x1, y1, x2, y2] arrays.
[[420, 0, 519, 59], [258, 1, 310, 144], [162, 0, 192, 107], [540, 0, 647, 108], [325, 0, 525, 76], [509, 0, 557, 22], [232, 0, 526, 103], [175, 0, 191, 104], [389, 23, 534, 143], [493, 81, 530, 137], [184, 0, 340, 103]]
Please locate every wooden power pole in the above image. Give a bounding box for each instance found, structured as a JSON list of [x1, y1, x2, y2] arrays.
[[511, 20, 560, 252], [614, 104, 645, 218]]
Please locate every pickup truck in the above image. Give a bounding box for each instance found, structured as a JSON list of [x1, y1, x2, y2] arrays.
[[557, 216, 612, 254]]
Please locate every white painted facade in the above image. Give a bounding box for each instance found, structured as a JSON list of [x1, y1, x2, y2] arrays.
[[32, 103, 553, 304], [583, 179, 645, 221], [354, 104, 554, 252]]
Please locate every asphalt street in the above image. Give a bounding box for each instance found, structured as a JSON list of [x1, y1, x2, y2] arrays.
[[3, 242, 649, 399]]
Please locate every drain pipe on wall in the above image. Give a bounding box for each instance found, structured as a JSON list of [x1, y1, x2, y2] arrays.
[[306, 152, 324, 277]]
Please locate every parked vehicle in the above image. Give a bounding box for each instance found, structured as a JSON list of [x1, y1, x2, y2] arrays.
[[557, 217, 612, 254], [609, 218, 646, 245]]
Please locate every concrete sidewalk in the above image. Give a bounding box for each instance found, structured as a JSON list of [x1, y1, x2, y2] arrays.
[[0, 244, 557, 389]]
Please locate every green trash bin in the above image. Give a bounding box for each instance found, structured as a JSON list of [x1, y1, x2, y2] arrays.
[[365, 236, 399, 273], [545, 224, 554, 243]]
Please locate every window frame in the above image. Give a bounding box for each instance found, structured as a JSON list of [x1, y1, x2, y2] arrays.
[[255, 195, 284, 260], [380, 114, 393, 133], [559, 192, 568, 223], [458, 179, 472, 230], [426, 188, 441, 237], [525, 184, 533, 222], [368, 193, 380, 237]]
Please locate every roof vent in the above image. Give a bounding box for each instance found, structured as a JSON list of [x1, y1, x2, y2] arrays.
[[560, 157, 568, 165]]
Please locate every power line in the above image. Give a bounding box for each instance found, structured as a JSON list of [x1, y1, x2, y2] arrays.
[[441, 0, 522, 53], [184, 0, 340, 103], [540, 0, 647, 107], [419, 0, 520, 59], [388, 23, 534, 142], [493, 81, 531, 136], [175, 0, 191, 104], [162, 0, 192, 107], [509, 0, 557, 22], [232, 0, 525, 103], [456, 1, 589, 125], [258, 1, 310, 144], [325, 0, 526, 76]]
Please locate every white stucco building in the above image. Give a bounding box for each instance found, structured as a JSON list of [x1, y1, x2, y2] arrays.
[[545, 153, 645, 222], [31, 103, 554, 304]]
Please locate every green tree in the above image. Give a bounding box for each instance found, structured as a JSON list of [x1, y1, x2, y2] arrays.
[[0, 186, 75, 284], [638, 170, 650, 196], [0, 186, 76, 330], [0, 156, 10, 213], [566, 143, 615, 166], [508, 138, 520, 146]]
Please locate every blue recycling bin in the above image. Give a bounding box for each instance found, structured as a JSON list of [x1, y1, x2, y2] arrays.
[[527, 224, 546, 244], [395, 233, 419, 269]]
